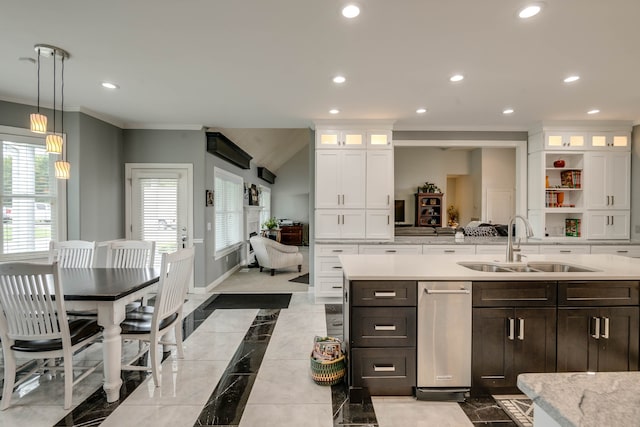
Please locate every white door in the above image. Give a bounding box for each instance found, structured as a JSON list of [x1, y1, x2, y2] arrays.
[[366, 150, 393, 209], [125, 164, 193, 272]]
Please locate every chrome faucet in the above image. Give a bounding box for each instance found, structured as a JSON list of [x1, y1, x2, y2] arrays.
[[506, 215, 534, 262]]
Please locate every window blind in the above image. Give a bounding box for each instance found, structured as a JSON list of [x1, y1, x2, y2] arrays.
[[259, 187, 271, 227], [137, 177, 179, 266], [214, 168, 243, 254], [2, 137, 59, 256]]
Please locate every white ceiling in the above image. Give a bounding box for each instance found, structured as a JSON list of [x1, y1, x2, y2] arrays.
[[2, 0, 640, 132]]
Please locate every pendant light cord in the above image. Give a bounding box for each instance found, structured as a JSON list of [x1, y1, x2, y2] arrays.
[[52, 51, 56, 134], [36, 48, 41, 113], [61, 55, 64, 146]]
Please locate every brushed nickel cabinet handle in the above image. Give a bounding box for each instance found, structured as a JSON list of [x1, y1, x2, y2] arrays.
[[601, 317, 610, 339], [508, 318, 515, 341], [373, 365, 396, 372], [518, 318, 525, 341], [374, 325, 397, 331], [591, 317, 601, 339], [374, 291, 396, 298]]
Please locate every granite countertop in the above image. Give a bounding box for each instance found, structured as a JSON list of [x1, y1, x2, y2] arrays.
[[338, 253, 640, 281], [316, 235, 640, 246], [517, 372, 640, 427]]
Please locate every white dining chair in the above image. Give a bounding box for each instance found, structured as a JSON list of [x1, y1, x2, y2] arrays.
[[120, 247, 194, 386], [106, 240, 156, 268], [49, 240, 97, 268], [0, 262, 103, 410]]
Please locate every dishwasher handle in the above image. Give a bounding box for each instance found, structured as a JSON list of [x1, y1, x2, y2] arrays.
[[425, 289, 470, 295]]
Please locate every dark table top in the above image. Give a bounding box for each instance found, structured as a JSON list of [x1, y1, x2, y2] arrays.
[[59, 268, 160, 301]]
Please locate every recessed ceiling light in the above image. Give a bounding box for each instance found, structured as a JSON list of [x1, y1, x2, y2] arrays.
[[503, 108, 514, 115], [519, 4, 542, 19], [101, 82, 119, 89], [564, 75, 580, 83], [333, 75, 346, 84], [587, 109, 600, 115], [416, 108, 427, 114], [450, 74, 464, 82], [342, 4, 360, 18], [329, 109, 340, 115]]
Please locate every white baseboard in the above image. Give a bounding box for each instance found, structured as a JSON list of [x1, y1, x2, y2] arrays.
[[193, 263, 242, 294]]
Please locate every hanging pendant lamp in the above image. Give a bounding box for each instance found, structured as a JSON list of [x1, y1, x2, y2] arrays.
[[45, 49, 63, 153], [30, 46, 47, 134]]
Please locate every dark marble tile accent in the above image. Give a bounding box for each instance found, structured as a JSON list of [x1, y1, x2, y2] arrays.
[[53, 294, 220, 426], [204, 293, 291, 310], [194, 308, 279, 426], [326, 304, 379, 427], [460, 396, 515, 423]]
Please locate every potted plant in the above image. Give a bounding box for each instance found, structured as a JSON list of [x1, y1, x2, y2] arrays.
[[263, 217, 278, 230]]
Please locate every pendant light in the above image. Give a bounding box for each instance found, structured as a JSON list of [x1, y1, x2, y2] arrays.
[[45, 51, 63, 154], [54, 51, 70, 179], [30, 46, 47, 134]]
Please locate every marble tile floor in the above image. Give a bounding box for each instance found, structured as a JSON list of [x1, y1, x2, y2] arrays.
[[0, 258, 517, 427]]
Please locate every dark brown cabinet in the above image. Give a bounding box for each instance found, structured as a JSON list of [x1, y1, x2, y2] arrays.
[[414, 193, 443, 227], [472, 281, 557, 394], [557, 281, 639, 373], [279, 224, 303, 246], [347, 280, 417, 396]]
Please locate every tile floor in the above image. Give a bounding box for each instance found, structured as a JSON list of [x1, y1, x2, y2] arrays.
[[0, 248, 518, 426]]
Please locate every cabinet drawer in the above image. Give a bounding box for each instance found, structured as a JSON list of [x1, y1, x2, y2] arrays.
[[590, 245, 640, 258], [317, 256, 345, 276], [316, 244, 358, 256], [423, 245, 476, 255], [315, 277, 344, 298], [352, 307, 416, 347], [475, 245, 540, 255], [538, 245, 590, 254], [558, 281, 639, 306], [351, 347, 416, 395], [351, 281, 417, 307], [358, 245, 422, 254], [472, 281, 557, 307]]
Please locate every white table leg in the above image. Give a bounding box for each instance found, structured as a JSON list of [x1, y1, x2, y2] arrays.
[[97, 302, 126, 403]]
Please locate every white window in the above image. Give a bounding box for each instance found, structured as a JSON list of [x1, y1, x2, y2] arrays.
[[214, 167, 243, 257], [1, 126, 66, 260], [259, 186, 271, 227]]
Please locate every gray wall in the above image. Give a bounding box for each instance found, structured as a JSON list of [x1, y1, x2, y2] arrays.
[[632, 125, 639, 240], [123, 129, 207, 287], [272, 143, 310, 223]]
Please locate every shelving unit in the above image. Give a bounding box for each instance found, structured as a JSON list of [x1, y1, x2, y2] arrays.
[[414, 193, 443, 227]]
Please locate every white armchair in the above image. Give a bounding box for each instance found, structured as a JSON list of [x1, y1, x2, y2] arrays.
[[250, 235, 303, 276]]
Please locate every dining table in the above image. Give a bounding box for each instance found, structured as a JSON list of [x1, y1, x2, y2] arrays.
[[59, 267, 160, 403]]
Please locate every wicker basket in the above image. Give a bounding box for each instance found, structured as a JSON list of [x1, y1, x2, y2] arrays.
[[310, 354, 346, 386]]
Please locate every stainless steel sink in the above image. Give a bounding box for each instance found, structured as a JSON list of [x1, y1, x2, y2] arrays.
[[457, 261, 598, 273], [526, 262, 598, 273]]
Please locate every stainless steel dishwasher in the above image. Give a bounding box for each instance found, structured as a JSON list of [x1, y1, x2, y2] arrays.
[[416, 281, 472, 401]]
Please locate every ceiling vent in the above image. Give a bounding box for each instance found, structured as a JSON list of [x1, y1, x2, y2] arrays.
[[206, 131, 252, 169], [257, 167, 276, 184]]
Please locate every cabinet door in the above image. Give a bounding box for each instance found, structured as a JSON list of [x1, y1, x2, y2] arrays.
[[367, 130, 393, 149], [366, 151, 393, 209], [512, 308, 556, 379], [472, 308, 514, 390], [545, 132, 585, 150], [316, 129, 341, 149], [341, 210, 366, 239], [608, 152, 630, 209], [315, 210, 341, 239], [588, 132, 630, 150], [596, 307, 639, 372], [586, 211, 630, 240], [315, 150, 341, 208], [586, 152, 630, 209], [341, 130, 366, 149], [557, 308, 599, 372], [341, 151, 366, 208], [365, 210, 393, 240]]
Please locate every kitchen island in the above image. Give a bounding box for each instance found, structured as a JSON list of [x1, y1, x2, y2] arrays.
[[517, 371, 640, 427], [339, 253, 640, 399]]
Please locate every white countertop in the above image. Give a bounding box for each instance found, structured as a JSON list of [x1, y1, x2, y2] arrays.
[[517, 372, 640, 427], [338, 253, 640, 281]]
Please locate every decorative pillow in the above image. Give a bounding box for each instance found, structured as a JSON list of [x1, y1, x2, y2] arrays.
[[463, 226, 498, 237]]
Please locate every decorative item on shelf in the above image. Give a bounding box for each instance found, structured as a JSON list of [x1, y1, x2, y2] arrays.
[[419, 181, 441, 193], [205, 189, 214, 207], [557, 192, 565, 206], [560, 170, 581, 188], [545, 175, 549, 188], [565, 218, 581, 237], [553, 159, 566, 168], [447, 205, 459, 227], [262, 217, 278, 230]]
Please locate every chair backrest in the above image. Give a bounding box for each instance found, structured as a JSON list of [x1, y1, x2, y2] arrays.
[[106, 240, 156, 268], [49, 240, 97, 268], [0, 262, 70, 344], [249, 236, 269, 265], [152, 247, 194, 328]]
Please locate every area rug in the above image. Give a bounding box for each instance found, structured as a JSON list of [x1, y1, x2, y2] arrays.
[[205, 293, 292, 310], [493, 395, 534, 427], [289, 273, 309, 284]]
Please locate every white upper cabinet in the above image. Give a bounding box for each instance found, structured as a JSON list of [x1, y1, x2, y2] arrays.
[[544, 132, 586, 150], [588, 132, 630, 150], [366, 150, 393, 209], [366, 130, 393, 149], [315, 150, 366, 209], [585, 152, 630, 210], [316, 129, 366, 149]]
